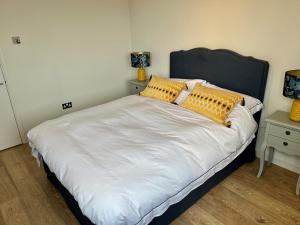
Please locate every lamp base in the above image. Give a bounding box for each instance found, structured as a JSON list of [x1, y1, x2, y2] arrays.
[[289, 99, 300, 122], [137, 68, 147, 81]]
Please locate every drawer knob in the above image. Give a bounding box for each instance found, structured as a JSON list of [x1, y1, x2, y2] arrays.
[[136, 86, 138, 89], [285, 131, 291, 135], [283, 142, 288, 146]]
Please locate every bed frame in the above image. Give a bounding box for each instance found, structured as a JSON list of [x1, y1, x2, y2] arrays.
[[43, 48, 269, 225]]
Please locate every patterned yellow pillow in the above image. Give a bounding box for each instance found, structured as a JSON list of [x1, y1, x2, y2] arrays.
[[181, 83, 244, 126], [140, 75, 187, 103]]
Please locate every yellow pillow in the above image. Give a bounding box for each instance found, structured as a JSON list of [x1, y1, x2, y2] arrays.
[[140, 75, 187, 103], [181, 83, 244, 126]]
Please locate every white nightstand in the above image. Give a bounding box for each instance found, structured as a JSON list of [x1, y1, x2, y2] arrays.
[[257, 110, 300, 195], [128, 79, 148, 95]]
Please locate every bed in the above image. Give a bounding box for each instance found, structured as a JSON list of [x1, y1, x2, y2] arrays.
[[28, 48, 269, 225]]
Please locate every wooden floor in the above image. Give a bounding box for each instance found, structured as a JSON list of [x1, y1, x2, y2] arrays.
[[0, 145, 299, 225]]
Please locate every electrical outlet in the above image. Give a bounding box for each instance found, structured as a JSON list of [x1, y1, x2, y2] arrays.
[[62, 102, 72, 110], [11, 36, 21, 45]]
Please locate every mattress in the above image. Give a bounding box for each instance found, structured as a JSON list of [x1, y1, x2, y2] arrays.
[[28, 95, 257, 225]]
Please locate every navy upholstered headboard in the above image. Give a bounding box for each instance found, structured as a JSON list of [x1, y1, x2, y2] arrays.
[[170, 48, 269, 102]]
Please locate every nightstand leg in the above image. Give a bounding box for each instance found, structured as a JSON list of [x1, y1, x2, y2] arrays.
[[257, 146, 268, 178], [297, 175, 300, 196], [268, 147, 274, 166]]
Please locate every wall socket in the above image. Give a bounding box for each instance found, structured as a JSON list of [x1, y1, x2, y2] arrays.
[[62, 102, 72, 110], [11, 36, 21, 45]]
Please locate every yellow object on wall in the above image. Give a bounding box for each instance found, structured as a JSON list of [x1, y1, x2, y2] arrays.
[[290, 99, 300, 122]]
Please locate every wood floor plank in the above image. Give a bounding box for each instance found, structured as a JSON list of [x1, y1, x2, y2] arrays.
[[174, 203, 225, 225], [1, 147, 67, 225], [238, 160, 299, 193], [222, 176, 300, 225], [0, 210, 5, 225], [171, 218, 188, 225], [196, 192, 256, 225], [0, 167, 18, 205], [1, 198, 32, 225], [232, 165, 300, 212], [212, 184, 288, 224], [0, 156, 5, 168]]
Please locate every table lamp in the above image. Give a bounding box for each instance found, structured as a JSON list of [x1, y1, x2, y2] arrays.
[[283, 70, 300, 122], [131, 51, 150, 81]]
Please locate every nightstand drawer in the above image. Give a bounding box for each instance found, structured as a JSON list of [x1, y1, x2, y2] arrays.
[[130, 84, 145, 94], [269, 124, 300, 144], [128, 79, 148, 95], [267, 135, 300, 156]]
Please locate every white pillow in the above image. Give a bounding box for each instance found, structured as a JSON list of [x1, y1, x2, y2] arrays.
[[174, 90, 190, 105], [243, 97, 264, 115]]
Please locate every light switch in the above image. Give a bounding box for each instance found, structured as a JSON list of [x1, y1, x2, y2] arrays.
[[11, 36, 21, 45]]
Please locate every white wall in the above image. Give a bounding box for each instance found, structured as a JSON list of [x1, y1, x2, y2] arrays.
[[129, 0, 300, 173], [0, 0, 132, 141]]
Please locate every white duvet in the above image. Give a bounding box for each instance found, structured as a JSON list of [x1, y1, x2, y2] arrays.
[[28, 95, 257, 225]]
